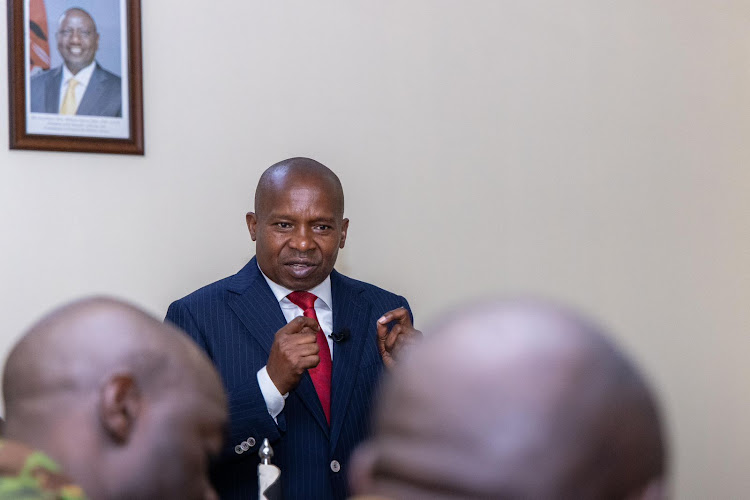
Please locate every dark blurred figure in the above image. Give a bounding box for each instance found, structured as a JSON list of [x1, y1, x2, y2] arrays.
[[0, 297, 227, 500], [351, 299, 667, 500]]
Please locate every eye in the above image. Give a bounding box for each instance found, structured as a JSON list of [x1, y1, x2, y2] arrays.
[[275, 222, 292, 229], [314, 225, 332, 231], [59, 29, 94, 39]]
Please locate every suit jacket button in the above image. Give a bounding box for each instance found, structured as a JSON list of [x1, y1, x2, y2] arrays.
[[330, 460, 341, 473], [240, 441, 251, 451], [234, 445, 244, 454], [247, 437, 256, 447]]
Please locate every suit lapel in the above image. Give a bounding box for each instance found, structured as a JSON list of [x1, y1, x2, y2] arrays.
[[227, 259, 286, 356], [227, 258, 330, 436], [293, 367, 331, 436], [329, 270, 371, 450], [77, 64, 105, 116], [45, 67, 62, 113]]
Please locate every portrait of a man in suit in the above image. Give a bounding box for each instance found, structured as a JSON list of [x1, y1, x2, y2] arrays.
[[29, 7, 121, 117]]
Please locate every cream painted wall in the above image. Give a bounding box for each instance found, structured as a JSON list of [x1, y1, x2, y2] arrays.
[[1, 1, 748, 497]]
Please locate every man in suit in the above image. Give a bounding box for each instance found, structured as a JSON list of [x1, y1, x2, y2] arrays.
[[2, 297, 227, 500], [30, 8, 121, 117], [166, 157, 420, 499], [350, 299, 667, 499]]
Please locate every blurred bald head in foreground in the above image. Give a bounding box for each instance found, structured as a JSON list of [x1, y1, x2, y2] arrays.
[[2, 297, 227, 500], [351, 300, 667, 500]]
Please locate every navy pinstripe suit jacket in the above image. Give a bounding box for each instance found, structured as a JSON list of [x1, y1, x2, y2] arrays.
[[165, 257, 411, 499]]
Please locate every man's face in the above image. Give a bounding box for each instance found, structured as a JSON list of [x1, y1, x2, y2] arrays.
[[130, 376, 227, 500], [56, 10, 99, 74], [247, 174, 349, 291]]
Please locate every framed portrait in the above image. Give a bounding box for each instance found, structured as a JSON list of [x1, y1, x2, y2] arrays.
[[7, 0, 143, 154]]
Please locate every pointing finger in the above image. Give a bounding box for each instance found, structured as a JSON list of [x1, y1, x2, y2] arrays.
[[377, 307, 412, 327]]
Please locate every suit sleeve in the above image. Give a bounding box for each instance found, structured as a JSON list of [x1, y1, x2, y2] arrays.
[[165, 300, 283, 462]]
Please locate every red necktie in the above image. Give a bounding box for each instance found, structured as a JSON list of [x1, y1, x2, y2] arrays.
[[287, 291, 332, 424]]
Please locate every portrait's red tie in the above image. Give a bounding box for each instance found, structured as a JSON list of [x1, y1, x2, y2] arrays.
[[287, 291, 332, 424]]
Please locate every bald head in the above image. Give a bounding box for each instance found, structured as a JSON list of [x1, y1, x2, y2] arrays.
[[353, 300, 667, 500], [58, 7, 96, 27], [3, 297, 227, 500], [255, 157, 344, 218], [4, 297, 215, 410]]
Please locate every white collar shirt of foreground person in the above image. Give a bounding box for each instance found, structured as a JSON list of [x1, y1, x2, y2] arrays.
[[256, 265, 333, 422], [58, 61, 96, 112]]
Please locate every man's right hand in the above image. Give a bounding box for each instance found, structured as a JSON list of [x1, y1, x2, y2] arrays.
[[266, 316, 321, 395]]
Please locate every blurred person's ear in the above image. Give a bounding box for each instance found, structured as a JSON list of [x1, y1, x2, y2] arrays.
[[99, 374, 141, 444]]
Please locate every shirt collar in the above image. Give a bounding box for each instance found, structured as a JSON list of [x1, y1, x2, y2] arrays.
[[62, 60, 97, 87], [258, 263, 332, 310]]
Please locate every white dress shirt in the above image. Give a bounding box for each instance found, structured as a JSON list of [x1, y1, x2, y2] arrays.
[[256, 267, 334, 421], [58, 61, 97, 112]]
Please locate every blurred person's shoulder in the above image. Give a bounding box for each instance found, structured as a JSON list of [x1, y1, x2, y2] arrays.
[[0, 439, 87, 499]]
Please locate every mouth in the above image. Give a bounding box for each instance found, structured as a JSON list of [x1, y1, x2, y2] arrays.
[[68, 46, 83, 56], [284, 261, 318, 279]]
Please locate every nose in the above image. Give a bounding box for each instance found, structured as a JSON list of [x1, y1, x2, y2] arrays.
[[289, 226, 316, 252], [63, 29, 84, 43]]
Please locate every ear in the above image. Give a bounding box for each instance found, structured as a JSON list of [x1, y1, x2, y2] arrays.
[[99, 374, 141, 445], [246, 212, 258, 241], [339, 218, 349, 249]]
